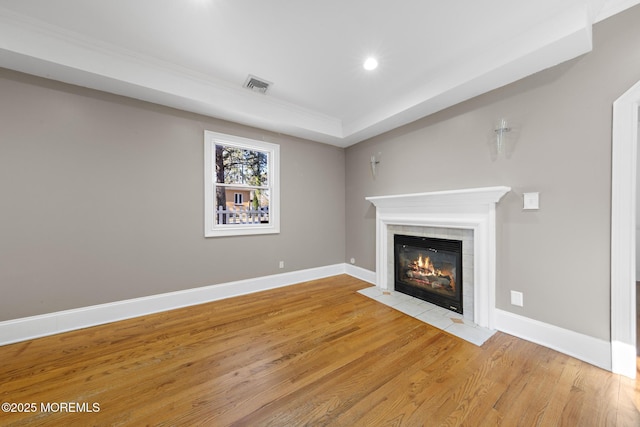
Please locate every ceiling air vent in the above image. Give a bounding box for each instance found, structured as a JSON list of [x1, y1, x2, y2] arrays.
[[243, 75, 272, 94]]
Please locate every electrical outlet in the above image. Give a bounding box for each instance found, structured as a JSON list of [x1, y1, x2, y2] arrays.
[[279, 261, 284, 269], [510, 291, 524, 307], [350, 258, 356, 264]]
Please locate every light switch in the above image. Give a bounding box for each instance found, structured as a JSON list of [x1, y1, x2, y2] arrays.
[[523, 192, 539, 210]]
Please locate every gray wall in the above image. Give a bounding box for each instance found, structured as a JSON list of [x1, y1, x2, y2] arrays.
[[345, 5, 640, 341], [0, 70, 346, 321]]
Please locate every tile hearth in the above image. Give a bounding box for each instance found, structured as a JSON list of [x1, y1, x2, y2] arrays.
[[357, 286, 495, 346]]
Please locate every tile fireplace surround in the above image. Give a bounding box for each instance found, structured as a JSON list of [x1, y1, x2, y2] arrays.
[[366, 186, 511, 330]]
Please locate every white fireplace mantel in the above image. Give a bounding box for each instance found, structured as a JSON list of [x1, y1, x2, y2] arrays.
[[366, 186, 511, 329]]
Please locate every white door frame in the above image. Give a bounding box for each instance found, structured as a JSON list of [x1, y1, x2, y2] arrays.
[[611, 79, 640, 378]]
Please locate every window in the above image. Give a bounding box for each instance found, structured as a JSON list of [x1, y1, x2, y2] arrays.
[[204, 131, 280, 237]]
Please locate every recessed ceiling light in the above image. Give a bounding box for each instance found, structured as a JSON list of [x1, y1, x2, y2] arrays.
[[363, 57, 378, 71]]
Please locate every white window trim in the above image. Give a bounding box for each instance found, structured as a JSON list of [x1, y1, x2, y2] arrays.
[[204, 131, 280, 237]]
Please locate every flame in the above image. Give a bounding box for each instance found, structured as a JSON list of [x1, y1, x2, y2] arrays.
[[417, 254, 425, 268], [415, 254, 435, 274], [408, 253, 455, 291]]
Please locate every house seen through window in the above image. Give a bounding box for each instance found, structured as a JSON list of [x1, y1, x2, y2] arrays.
[[204, 131, 280, 237]]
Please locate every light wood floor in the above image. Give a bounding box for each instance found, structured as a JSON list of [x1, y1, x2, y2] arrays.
[[1, 275, 639, 426]]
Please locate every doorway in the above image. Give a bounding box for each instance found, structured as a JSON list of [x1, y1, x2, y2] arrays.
[[611, 83, 640, 378]]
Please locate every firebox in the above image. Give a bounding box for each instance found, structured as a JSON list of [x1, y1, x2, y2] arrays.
[[394, 234, 463, 314]]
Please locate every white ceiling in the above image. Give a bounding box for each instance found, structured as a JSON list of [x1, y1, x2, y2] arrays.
[[0, 0, 637, 147]]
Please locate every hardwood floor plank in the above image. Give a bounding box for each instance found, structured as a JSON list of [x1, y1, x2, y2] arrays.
[[229, 321, 437, 425], [617, 376, 640, 426], [490, 342, 548, 414], [0, 274, 639, 426], [332, 334, 462, 426], [443, 337, 529, 425]]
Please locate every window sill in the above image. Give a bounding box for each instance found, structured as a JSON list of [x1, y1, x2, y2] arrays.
[[205, 223, 280, 238]]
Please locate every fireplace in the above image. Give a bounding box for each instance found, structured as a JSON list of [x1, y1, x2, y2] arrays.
[[366, 186, 510, 328], [394, 234, 463, 313]]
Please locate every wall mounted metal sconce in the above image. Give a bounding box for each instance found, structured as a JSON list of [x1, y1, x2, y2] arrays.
[[370, 153, 381, 178]]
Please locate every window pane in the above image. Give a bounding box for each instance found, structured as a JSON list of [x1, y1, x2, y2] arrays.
[[215, 191, 270, 225], [215, 144, 269, 186]]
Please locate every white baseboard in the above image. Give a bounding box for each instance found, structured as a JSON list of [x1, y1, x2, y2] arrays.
[[0, 263, 347, 346], [612, 340, 637, 378], [495, 309, 612, 371], [344, 264, 376, 285], [346, 269, 612, 371], [0, 265, 615, 373]]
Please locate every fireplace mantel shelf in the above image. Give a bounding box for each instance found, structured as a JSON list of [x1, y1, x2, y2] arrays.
[[366, 186, 511, 329], [366, 186, 511, 209]]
